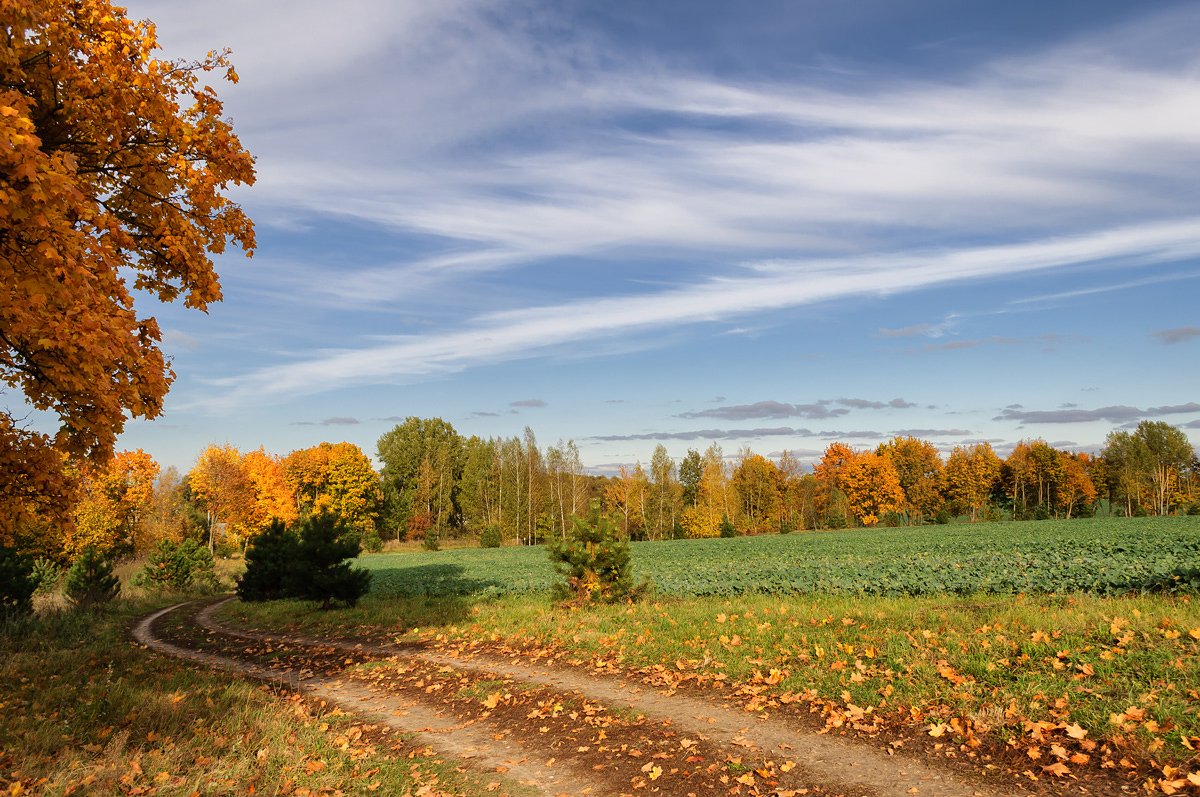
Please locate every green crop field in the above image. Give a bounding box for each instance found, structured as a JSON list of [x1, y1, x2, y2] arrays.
[[360, 515, 1200, 599]]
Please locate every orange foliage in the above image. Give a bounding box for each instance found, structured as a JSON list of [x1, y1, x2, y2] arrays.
[[189, 443, 251, 552], [876, 436, 944, 521], [0, 0, 253, 536], [240, 447, 297, 539], [814, 442, 856, 493], [944, 443, 1002, 522], [66, 449, 158, 558], [731, 451, 782, 533], [839, 452, 904, 527]]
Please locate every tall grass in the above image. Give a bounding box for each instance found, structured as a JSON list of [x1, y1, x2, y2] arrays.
[[0, 597, 469, 796]]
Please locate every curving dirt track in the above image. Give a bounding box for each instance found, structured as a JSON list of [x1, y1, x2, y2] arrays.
[[134, 598, 1009, 797]]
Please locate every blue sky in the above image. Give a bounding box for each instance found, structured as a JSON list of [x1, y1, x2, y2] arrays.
[[109, 0, 1199, 474]]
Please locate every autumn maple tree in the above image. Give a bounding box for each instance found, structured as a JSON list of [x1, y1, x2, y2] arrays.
[[0, 0, 255, 538], [839, 450, 904, 527], [189, 443, 251, 553], [944, 442, 1002, 522]]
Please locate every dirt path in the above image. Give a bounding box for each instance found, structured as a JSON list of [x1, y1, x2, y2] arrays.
[[134, 598, 1013, 797], [134, 602, 594, 796]]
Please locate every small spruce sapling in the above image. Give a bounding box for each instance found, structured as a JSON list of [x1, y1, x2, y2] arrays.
[[64, 546, 120, 608], [479, 524, 502, 548], [548, 500, 650, 604], [237, 519, 300, 602], [30, 557, 62, 595], [287, 513, 372, 609], [134, 538, 219, 593], [0, 546, 36, 620]]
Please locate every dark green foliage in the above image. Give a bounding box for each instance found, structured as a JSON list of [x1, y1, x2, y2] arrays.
[[1188, 504, 1200, 517], [290, 513, 372, 609], [882, 511, 903, 528], [361, 526, 383, 553], [679, 449, 702, 507], [826, 509, 848, 530], [778, 518, 795, 535], [672, 522, 687, 540], [30, 557, 62, 595], [422, 526, 440, 551], [479, 524, 502, 548], [934, 507, 951, 525], [133, 538, 218, 593], [718, 514, 737, 538], [1034, 503, 1052, 521], [236, 519, 298, 603], [548, 502, 650, 604], [0, 545, 36, 620], [63, 547, 120, 608], [237, 514, 372, 609]]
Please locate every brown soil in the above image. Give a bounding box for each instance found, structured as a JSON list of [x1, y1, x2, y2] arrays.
[[132, 599, 1145, 797]]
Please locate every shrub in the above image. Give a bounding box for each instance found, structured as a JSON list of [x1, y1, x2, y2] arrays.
[[237, 519, 300, 603], [1188, 503, 1200, 517], [133, 538, 219, 593], [826, 510, 848, 530], [779, 518, 795, 535], [30, 557, 63, 595], [548, 502, 651, 605], [237, 515, 372, 609], [934, 507, 951, 525], [718, 514, 737, 538], [422, 526, 440, 552], [1033, 504, 1051, 521], [63, 547, 120, 608], [0, 546, 36, 620], [479, 524, 502, 548], [361, 526, 383, 553], [289, 513, 372, 609], [406, 511, 432, 543]]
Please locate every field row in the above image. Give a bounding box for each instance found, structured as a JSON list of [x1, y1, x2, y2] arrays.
[[360, 516, 1200, 599]]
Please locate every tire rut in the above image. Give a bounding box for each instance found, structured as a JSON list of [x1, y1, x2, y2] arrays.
[[178, 599, 1001, 797], [134, 602, 598, 797]]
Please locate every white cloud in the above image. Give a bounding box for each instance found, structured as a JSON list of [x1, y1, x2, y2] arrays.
[[218, 3, 1200, 318], [197, 216, 1200, 409]]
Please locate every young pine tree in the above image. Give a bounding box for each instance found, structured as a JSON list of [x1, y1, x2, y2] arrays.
[[286, 513, 372, 610], [64, 546, 120, 608], [236, 519, 299, 602], [548, 501, 650, 605], [0, 546, 37, 620]]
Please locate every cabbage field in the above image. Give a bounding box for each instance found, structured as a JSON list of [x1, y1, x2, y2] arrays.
[[359, 516, 1200, 599]]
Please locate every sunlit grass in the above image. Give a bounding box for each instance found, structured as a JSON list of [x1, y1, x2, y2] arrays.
[[0, 598, 473, 796], [225, 590, 1200, 762]]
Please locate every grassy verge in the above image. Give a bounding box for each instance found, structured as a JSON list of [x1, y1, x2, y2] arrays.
[[0, 596, 475, 796], [222, 590, 1200, 767]]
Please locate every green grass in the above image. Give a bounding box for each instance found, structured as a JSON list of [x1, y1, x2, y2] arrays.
[[223, 515, 1200, 767], [0, 597, 476, 796], [358, 515, 1200, 598], [225, 589, 1200, 763]]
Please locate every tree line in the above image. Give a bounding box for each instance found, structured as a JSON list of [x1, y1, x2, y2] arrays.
[[376, 418, 1198, 545], [1, 417, 1195, 563]]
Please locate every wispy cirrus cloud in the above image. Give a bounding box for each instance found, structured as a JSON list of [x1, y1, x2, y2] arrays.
[[148, 0, 1200, 414]]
